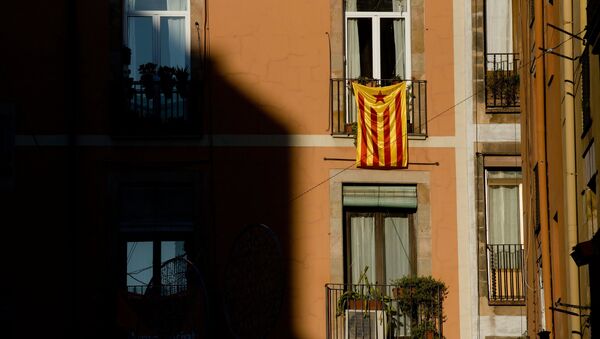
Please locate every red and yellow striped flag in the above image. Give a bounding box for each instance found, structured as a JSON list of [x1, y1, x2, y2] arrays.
[[352, 82, 408, 169]]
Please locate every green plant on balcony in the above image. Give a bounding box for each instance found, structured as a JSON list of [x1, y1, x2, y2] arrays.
[[335, 266, 401, 336], [502, 73, 520, 106], [138, 62, 159, 99], [158, 66, 176, 99], [486, 70, 520, 107], [174, 66, 190, 98], [392, 275, 448, 339]]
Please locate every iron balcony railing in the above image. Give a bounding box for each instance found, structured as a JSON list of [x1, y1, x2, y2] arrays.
[[117, 79, 199, 135], [326, 283, 444, 339], [485, 53, 520, 111], [486, 243, 525, 305], [330, 78, 427, 138], [127, 284, 188, 297]]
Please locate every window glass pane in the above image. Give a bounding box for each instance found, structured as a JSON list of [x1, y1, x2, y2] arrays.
[[161, 240, 186, 263], [160, 17, 186, 68], [161, 241, 187, 294], [128, 16, 154, 80], [347, 18, 372, 79], [380, 18, 405, 79], [126, 241, 153, 294], [346, 0, 406, 12], [129, 0, 187, 11], [384, 216, 410, 282], [349, 216, 376, 284]]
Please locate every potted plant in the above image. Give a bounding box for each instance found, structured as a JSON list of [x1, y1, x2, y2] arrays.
[[174, 66, 190, 98], [335, 267, 401, 337], [355, 75, 375, 87], [392, 275, 448, 339], [158, 66, 176, 99], [138, 62, 158, 99]]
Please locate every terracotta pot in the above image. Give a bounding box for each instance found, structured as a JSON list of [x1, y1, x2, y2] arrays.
[[347, 299, 383, 310]]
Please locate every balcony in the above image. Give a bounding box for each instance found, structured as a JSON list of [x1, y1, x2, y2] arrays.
[[485, 53, 520, 112], [326, 282, 445, 339], [113, 79, 201, 136], [486, 244, 525, 305], [330, 78, 428, 138]]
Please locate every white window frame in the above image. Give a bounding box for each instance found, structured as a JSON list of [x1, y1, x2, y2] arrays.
[[484, 169, 524, 245], [123, 0, 191, 74], [345, 8, 412, 80]]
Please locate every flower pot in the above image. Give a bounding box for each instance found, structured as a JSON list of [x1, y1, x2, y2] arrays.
[[347, 299, 383, 310]]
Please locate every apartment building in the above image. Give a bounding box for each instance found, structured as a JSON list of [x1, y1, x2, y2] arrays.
[[514, 0, 599, 337], [0, 0, 528, 338]]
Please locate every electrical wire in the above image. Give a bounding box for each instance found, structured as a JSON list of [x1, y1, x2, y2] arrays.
[[285, 29, 587, 207]]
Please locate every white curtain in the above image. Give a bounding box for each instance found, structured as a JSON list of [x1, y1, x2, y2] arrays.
[[393, 18, 405, 78], [346, 0, 357, 11], [130, 0, 187, 11], [347, 19, 361, 79], [488, 184, 520, 244], [350, 216, 376, 284], [486, 0, 513, 54], [384, 216, 410, 282], [392, 0, 407, 12], [160, 17, 186, 68]]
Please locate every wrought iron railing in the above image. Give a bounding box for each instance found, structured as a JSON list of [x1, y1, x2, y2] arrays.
[[486, 243, 525, 304], [485, 53, 520, 110], [127, 284, 188, 297], [326, 283, 444, 339], [116, 79, 200, 135], [128, 79, 188, 119], [330, 78, 427, 138]]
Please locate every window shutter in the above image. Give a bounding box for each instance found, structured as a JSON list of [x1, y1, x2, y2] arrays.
[[343, 185, 417, 208]]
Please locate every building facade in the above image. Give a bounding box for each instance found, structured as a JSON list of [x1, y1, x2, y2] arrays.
[[515, 0, 599, 337], [0, 0, 535, 338]]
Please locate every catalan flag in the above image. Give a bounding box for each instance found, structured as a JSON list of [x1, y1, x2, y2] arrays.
[[352, 82, 408, 169]]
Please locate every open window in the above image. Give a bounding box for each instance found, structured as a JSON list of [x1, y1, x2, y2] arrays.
[[122, 0, 192, 126], [484, 0, 520, 110], [124, 0, 190, 79]]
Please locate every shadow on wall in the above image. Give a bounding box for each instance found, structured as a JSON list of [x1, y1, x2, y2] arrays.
[[202, 57, 294, 338]]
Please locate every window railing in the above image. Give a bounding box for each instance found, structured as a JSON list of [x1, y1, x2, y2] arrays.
[[115, 79, 200, 136], [330, 78, 428, 138], [486, 243, 525, 305], [485, 53, 520, 111], [326, 283, 444, 339]]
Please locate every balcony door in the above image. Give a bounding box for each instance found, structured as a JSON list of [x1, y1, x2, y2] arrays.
[[345, 0, 410, 81], [125, 0, 190, 80]]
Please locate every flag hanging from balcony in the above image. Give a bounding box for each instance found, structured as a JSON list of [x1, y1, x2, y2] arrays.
[[352, 82, 408, 169]]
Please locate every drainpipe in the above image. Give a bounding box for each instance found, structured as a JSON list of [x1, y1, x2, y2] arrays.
[[560, 0, 580, 337], [535, 0, 554, 334]]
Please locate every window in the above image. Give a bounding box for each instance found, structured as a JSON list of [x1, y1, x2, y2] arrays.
[[126, 240, 188, 296], [125, 0, 190, 80], [342, 185, 416, 284], [345, 210, 414, 284], [484, 0, 519, 109], [486, 170, 522, 246], [115, 174, 203, 337], [485, 169, 525, 304], [345, 0, 411, 81], [118, 181, 195, 296]]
